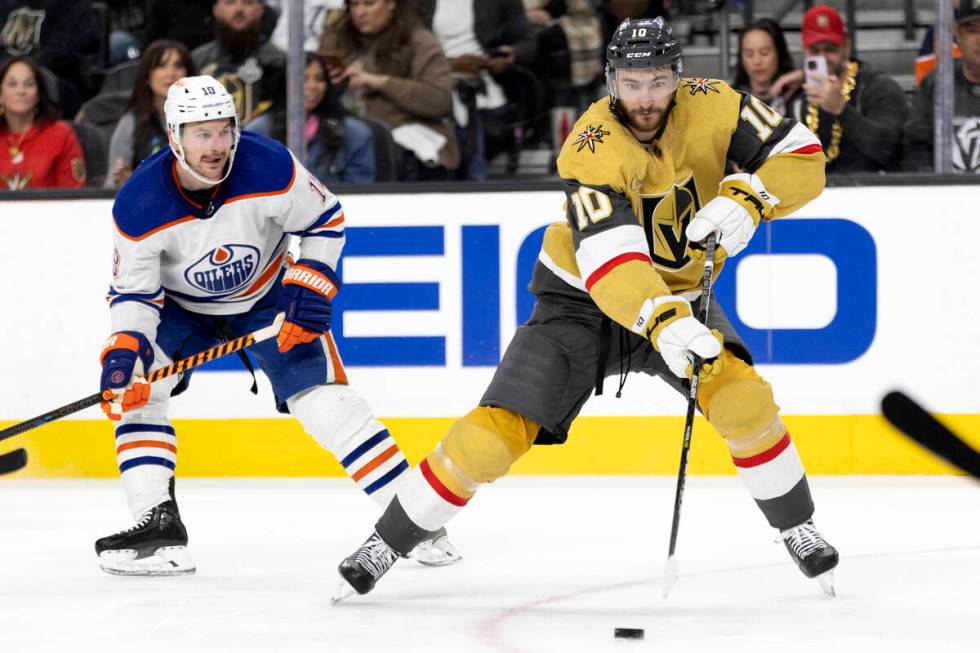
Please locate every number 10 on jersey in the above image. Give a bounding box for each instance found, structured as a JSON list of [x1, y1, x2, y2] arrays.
[[570, 186, 613, 230]]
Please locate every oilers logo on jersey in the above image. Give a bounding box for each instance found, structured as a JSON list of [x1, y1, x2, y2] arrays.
[[185, 244, 260, 294]]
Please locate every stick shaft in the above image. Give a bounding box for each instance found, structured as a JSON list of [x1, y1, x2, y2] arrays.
[[0, 314, 283, 443], [665, 234, 717, 558]]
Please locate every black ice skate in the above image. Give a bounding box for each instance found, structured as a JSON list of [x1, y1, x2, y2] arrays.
[[95, 500, 195, 576], [332, 532, 400, 603], [780, 519, 839, 595]]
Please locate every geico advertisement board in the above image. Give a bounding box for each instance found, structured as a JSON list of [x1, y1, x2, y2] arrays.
[[0, 186, 978, 421]]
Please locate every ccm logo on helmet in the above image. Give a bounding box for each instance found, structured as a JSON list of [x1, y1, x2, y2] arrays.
[[626, 52, 652, 57]]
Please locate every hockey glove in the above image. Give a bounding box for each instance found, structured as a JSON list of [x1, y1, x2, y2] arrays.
[[275, 259, 339, 353], [100, 331, 154, 420], [686, 173, 779, 258], [644, 296, 723, 380]]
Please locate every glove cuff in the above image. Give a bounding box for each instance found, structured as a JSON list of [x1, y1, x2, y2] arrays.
[[283, 260, 340, 300], [100, 331, 154, 368], [644, 295, 693, 346], [718, 173, 778, 223]]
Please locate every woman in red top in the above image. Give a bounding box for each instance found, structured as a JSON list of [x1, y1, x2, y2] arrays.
[[0, 56, 86, 190]]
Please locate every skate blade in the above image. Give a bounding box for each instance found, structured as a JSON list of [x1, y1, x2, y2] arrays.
[[409, 537, 462, 567], [99, 546, 196, 577], [330, 579, 357, 605], [816, 570, 835, 597], [661, 555, 679, 598]]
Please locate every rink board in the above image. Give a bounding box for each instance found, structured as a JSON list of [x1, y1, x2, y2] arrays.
[[1, 185, 979, 477], [3, 414, 979, 477]]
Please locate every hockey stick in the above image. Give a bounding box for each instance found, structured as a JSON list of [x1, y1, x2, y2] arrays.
[[881, 391, 980, 480], [662, 232, 718, 598], [0, 313, 285, 444]]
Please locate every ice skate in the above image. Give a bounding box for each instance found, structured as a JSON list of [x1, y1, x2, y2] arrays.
[[407, 527, 461, 567], [332, 532, 399, 603], [95, 500, 195, 576], [780, 519, 838, 596]]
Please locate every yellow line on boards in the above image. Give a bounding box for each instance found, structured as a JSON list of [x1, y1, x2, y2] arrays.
[[2, 414, 978, 478]]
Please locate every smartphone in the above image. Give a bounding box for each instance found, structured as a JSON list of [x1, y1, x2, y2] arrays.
[[804, 55, 828, 84]]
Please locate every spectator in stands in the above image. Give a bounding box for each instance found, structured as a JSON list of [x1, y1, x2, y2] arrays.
[[783, 4, 908, 174], [302, 51, 374, 183], [193, 0, 287, 128], [105, 40, 196, 188], [904, 1, 980, 173], [915, 24, 962, 86], [249, 51, 375, 184], [420, 0, 537, 180], [0, 55, 85, 189], [525, 0, 604, 114], [143, 0, 277, 52], [732, 18, 796, 115], [319, 0, 459, 180], [0, 1, 101, 116]]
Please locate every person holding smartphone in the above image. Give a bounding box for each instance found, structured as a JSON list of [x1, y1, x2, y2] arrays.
[[782, 5, 908, 174]]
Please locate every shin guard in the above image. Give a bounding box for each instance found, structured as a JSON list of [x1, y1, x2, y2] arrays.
[[289, 385, 409, 507], [392, 407, 538, 536], [701, 353, 814, 529]]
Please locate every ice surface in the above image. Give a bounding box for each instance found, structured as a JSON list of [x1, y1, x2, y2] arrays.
[[1, 477, 977, 652]]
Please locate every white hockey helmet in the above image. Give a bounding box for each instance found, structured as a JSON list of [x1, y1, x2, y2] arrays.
[[164, 75, 240, 186]]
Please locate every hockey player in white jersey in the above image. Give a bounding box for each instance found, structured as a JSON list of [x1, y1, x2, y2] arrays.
[[96, 75, 459, 575]]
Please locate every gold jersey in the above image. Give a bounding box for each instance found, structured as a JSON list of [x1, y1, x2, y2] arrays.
[[532, 78, 826, 334]]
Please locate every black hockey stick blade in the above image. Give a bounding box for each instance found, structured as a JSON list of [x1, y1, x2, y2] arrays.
[[881, 391, 980, 480], [0, 448, 27, 475]]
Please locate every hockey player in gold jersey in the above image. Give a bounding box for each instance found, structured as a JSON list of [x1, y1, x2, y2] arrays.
[[333, 16, 839, 600]]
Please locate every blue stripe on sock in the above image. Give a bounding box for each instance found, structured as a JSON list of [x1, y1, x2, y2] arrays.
[[339, 429, 391, 469], [364, 459, 409, 495], [116, 424, 175, 437], [119, 456, 176, 473]]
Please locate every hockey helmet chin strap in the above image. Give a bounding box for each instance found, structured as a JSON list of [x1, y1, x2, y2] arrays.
[[170, 125, 239, 187]]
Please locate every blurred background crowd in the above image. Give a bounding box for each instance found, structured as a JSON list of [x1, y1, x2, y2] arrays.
[[0, 0, 974, 190]]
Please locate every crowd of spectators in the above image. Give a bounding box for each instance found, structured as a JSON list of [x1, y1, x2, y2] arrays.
[[0, 0, 976, 191]]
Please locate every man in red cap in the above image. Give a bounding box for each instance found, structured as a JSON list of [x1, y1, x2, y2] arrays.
[[786, 4, 908, 173]]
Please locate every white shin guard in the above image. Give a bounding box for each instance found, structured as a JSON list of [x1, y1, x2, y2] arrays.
[[287, 385, 410, 508]]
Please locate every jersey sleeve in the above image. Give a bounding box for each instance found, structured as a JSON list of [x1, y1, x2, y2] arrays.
[[276, 155, 345, 275], [108, 221, 166, 342], [561, 177, 672, 334], [726, 92, 826, 218]]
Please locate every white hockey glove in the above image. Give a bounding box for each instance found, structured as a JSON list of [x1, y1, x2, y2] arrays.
[[642, 296, 723, 379], [686, 173, 779, 257]]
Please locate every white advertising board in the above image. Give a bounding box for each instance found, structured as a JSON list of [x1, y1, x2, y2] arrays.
[[1, 185, 978, 421]]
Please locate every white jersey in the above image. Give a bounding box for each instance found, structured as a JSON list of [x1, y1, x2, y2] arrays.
[[108, 132, 344, 342]]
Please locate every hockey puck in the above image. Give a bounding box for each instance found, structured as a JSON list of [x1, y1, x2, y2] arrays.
[[614, 628, 644, 640]]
